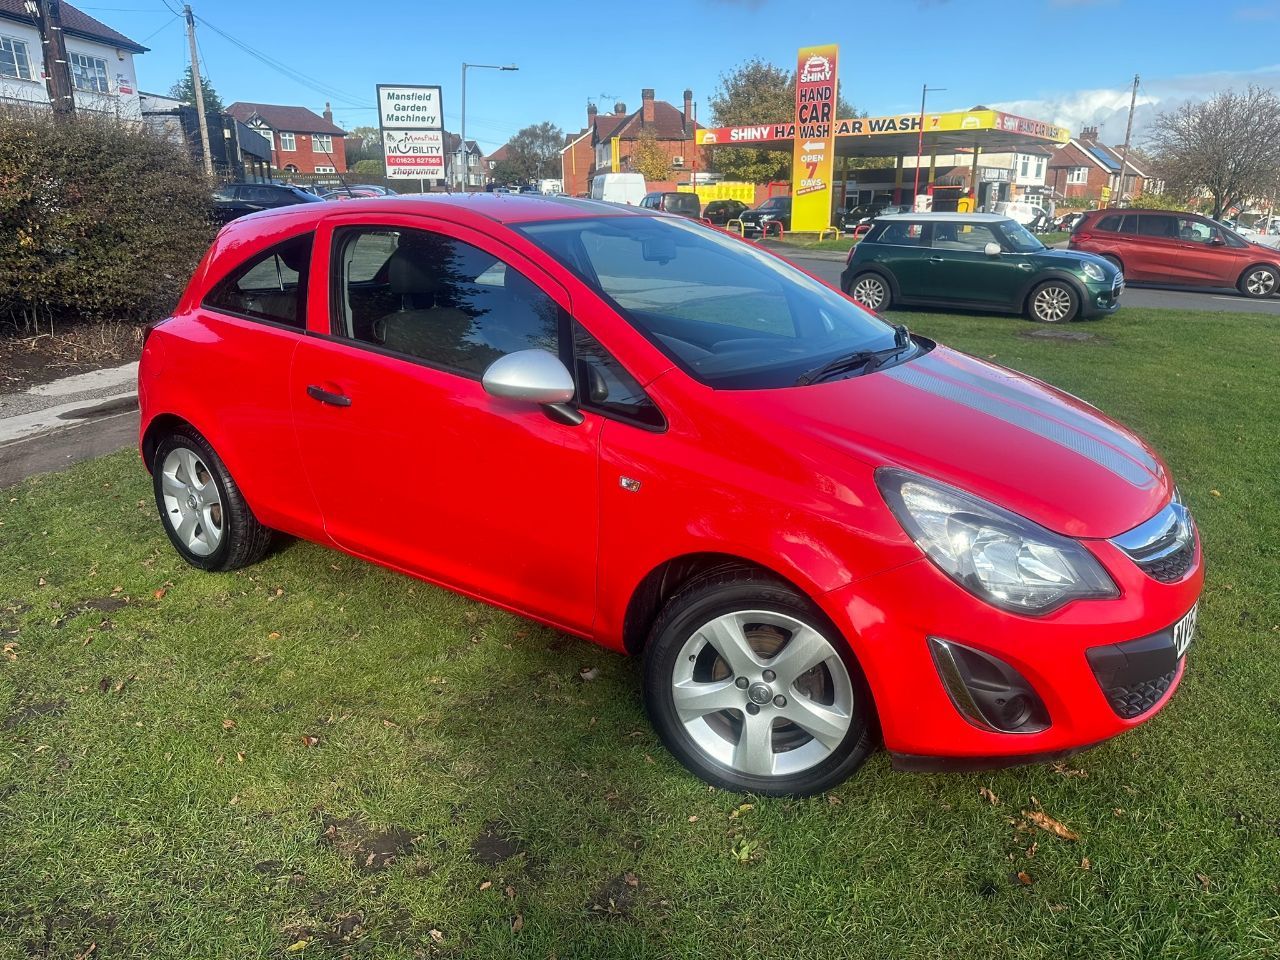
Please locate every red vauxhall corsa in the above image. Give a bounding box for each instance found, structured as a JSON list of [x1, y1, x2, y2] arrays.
[[138, 195, 1202, 796]]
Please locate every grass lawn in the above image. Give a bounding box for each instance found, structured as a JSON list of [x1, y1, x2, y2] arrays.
[[2, 307, 1279, 959], [1040, 231, 1071, 246], [774, 234, 859, 252]]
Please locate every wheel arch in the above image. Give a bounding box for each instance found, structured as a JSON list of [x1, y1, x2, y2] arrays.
[[141, 412, 199, 473], [622, 552, 819, 656], [846, 264, 900, 300], [1020, 271, 1088, 314], [1236, 261, 1280, 289]]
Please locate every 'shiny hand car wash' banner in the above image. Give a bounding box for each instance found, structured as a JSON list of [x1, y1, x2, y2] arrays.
[[791, 44, 839, 233]]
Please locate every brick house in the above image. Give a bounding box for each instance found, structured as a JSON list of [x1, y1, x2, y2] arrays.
[[561, 88, 703, 195], [1047, 126, 1157, 204], [226, 101, 347, 174]]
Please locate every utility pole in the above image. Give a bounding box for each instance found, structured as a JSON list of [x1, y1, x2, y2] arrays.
[[183, 4, 214, 177], [1113, 73, 1139, 209], [27, 0, 75, 118]]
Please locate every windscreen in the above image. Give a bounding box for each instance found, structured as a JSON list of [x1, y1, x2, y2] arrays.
[[517, 216, 896, 389]]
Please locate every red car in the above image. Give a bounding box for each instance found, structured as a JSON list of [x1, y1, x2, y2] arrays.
[[1070, 208, 1280, 297], [138, 195, 1202, 795]]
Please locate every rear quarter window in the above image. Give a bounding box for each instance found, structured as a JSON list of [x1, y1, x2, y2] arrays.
[[203, 233, 313, 329]]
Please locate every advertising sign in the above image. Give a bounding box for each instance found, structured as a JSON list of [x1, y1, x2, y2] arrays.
[[383, 129, 446, 179], [695, 109, 1069, 147], [790, 43, 839, 233], [376, 84, 444, 180]]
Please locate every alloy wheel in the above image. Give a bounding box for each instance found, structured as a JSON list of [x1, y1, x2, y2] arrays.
[[670, 610, 854, 777], [1246, 269, 1276, 297], [852, 276, 886, 310], [159, 447, 224, 557], [1033, 284, 1072, 322]]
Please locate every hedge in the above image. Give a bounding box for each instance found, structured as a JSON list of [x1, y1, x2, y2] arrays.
[[0, 108, 216, 332]]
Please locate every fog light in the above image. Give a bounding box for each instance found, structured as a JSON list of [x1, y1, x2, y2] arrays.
[[928, 637, 1050, 734]]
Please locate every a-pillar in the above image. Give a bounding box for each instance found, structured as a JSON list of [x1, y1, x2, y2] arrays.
[[893, 154, 904, 203]]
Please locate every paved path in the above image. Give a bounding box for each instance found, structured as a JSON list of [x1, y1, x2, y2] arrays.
[[0, 361, 139, 488]]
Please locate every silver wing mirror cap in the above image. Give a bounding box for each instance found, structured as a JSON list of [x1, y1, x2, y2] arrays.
[[482, 349, 575, 406], [984, 241, 1002, 257]]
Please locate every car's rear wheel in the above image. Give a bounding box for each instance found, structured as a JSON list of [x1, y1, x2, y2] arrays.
[[152, 427, 271, 572], [643, 569, 875, 796], [1239, 265, 1278, 298], [849, 273, 891, 312], [1028, 280, 1079, 323]]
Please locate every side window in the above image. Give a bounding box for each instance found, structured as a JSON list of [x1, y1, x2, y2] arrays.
[[212, 184, 236, 201], [203, 233, 312, 329], [1137, 215, 1177, 238], [1177, 217, 1214, 243], [574, 324, 664, 429], [333, 227, 561, 378], [1119, 214, 1139, 234], [1095, 214, 1121, 232], [932, 222, 1000, 251], [879, 221, 926, 245]]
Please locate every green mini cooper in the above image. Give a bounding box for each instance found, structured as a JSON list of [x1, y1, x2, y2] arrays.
[[841, 213, 1123, 323]]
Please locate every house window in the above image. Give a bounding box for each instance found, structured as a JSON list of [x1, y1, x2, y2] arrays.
[[69, 52, 109, 93], [279, 132, 296, 151], [313, 134, 333, 154], [314, 165, 335, 174], [0, 35, 32, 81], [1020, 157, 1029, 177], [1067, 166, 1089, 185], [1035, 158, 1045, 179]]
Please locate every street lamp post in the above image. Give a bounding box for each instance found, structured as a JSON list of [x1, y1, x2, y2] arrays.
[[912, 84, 946, 207], [460, 62, 518, 192]]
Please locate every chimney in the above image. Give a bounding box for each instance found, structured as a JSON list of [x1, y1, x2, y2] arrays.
[[1080, 125, 1098, 142], [323, 101, 333, 124], [587, 101, 597, 125], [642, 88, 655, 125], [614, 101, 626, 116], [683, 89, 693, 130]]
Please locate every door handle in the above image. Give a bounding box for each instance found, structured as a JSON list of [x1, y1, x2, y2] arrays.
[[927, 256, 944, 264], [307, 384, 352, 407], [1017, 262, 1034, 270]]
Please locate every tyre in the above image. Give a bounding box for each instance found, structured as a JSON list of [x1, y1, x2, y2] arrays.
[[642, 568, 875, 796], [849, 272, 891, 312], [1239, 265, 1278, 298], [151, 427, 271, 572], [1027, 280, 1079, 323]]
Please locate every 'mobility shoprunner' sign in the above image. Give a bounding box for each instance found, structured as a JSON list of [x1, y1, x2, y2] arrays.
[[377, 84, 445, 180]]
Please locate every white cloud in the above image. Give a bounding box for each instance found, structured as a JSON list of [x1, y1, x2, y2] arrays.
[[991, 65, 1280, 144]]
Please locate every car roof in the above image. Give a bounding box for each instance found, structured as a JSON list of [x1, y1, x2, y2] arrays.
[[1083, 208, 1198, 216], [877, 212, 1011, 222], [219, 193, 661, 232]]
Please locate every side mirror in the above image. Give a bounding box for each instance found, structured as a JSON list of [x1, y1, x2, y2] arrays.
[[984, 241, 1003, 257], [1210, 235, 1225, 246], [482, 349, 583, 425]]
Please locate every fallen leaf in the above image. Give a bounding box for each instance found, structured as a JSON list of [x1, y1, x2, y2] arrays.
[[73, 944, 97, 960], [1025, 841, 1038, 859], [644, 753, 655, 764], [511, 914, 524, 932], [1022, 809, 1080, 841], [37, 577, 47, 587], [153, 588, 167, 600], [285, 939, 309, 952], [268, 632, 281, 640], [729, 803, 754, 819], [504, 885, 516, 899], [236, 751, 245, 763], [222, 718, 237, 731], [979, 786, 1001, 806], [623, 872, 638, 887], [1015, 870, 1034, 886], [1210, 489, 1222, 497], [33, 744, 49, 753], [479, 881, 492, 891], [275, 588, 284, 596], [97, 677, 110, 693], [228, 794, 239, 806], [1197, 872, 1211, 890], [579, 666, 601, 681], [687, 815, 699, 823], [429, 929, 445, 944], [826, 793, 843, 806], [301, 735, 320, 748], [1081, 857, 1091, 870], [382, 719, 399, 728]]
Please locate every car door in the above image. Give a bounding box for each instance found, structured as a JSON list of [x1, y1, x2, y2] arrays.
[[869, 221, 933, 299], [1171, 216, 1245, 286], [289, 214, 601, 633], [925, 221, 1021, 305], [1125, 214, 1182, 283]]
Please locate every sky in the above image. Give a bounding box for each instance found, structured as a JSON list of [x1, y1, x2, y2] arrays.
[[83, 0, 1280, 152]]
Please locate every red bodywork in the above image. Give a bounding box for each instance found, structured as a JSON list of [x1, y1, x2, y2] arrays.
[[139, 195, 1202, 765]]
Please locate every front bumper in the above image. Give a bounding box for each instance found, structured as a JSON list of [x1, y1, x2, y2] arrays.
[[1079, 277, 1124, 317], [817, 535, 1202, 767]]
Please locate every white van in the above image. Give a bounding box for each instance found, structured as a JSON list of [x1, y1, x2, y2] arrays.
[[590, 173, 646, 205]]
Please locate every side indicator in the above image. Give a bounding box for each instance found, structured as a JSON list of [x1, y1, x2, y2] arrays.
[[619, 476, 642, 493]]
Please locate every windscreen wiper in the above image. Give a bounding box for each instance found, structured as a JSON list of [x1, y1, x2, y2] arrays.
[[794, 324, 913, 386]]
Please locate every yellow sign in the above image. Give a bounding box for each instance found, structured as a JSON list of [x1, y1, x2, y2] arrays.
[[790, 43, 839, 233], [696, 109, 1069, 147], [1100, 186, 1112, 203], [611, 137, 620, 173]]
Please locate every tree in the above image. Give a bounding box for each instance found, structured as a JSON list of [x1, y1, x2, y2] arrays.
[[345, 126, 382, 166], [1146, 85, 1280, 219], [168, 66, 223, 116], [707, 58, 857, 184], [630, 128, 671, 182], [494, 121, 564, 185]]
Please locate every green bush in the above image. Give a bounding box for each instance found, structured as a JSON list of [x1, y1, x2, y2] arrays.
[[352, 158, 385, 176], [0, 108, 216, 331]]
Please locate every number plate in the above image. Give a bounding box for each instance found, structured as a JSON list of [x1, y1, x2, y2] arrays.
[[1173, 603, 1198, 659]]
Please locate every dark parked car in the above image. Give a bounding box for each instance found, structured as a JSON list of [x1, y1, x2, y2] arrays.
[[843, 213, 1123, 323], [739, 196, 791, 237], [1069, 208, 1280, 298], [212, 183, 325, 224], [639, 191, 702, 219], [702, 199, 749, 226]]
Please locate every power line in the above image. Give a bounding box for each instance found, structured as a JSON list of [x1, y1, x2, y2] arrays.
[[137, 14, 180, 44]]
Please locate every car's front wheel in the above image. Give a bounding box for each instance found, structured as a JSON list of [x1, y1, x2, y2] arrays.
[[152, 427, 271, 572], [1028, 280, 1079, 323], [643, 569, 875, 796], [849, 272, 891, 312], [1239, 265, 1278, 298]]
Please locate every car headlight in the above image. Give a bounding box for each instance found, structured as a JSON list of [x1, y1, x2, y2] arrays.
[[876, 468, 1118, 614], [1080, 260, 1106, 282]]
